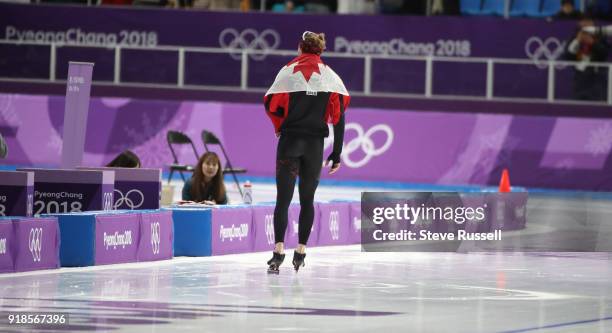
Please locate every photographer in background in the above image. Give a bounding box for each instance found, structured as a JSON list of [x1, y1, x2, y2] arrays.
[[556, 0, 583, 20], [564, 18, 610, 101]]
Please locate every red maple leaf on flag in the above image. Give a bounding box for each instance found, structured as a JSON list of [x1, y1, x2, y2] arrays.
[[288, 54, 323, 82]]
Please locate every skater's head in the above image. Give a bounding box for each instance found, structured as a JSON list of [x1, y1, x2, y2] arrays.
[[192, 152, 226, 202], [299, 31, 326, 55]]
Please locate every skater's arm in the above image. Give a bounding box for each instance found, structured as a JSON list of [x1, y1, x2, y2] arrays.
[[328, 111, 345, 164], [264, 93, 289, 135], [325, 94, 347, 174]]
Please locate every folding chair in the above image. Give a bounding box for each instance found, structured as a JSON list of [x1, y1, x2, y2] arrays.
[[201, 130, 247, 197], [166, 130, 198, 184]]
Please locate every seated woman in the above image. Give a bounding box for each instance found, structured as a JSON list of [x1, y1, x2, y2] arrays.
[[181, 152, 228, 205], [106, 150, 141, 168]]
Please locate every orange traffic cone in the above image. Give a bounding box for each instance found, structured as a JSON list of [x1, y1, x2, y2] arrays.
[[498, 168, 511, 193]]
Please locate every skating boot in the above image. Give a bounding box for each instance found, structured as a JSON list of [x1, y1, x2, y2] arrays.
[[267, 252, 285, 274], [292, 251, 306, 272]]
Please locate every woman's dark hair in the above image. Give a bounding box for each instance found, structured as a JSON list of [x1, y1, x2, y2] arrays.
[[299, 31, 326, 55], [191, 152, 226, 203], [106, 150, 140, 168]]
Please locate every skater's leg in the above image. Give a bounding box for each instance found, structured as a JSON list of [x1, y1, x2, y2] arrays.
[[296, 137, 324, 248], [292, 250, 306, 272], [269, 160, 295, 274], [274, 157, 299, 246], [267, 251, 286, 274], [274, 242, 284, 254], [269, 137, 302, 274], [273, 136, 302, 247], [269, 159, 295, 274], [294, 164, 319, 272]]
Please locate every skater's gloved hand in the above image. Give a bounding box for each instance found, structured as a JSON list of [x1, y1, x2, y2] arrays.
[[325, 152, 341, 175]]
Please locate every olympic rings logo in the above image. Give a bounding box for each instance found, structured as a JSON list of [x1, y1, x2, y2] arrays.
[[103, 192, 114, 211], [329, 211, 340, 240], [219, 28, 281, 61], [325, 123, 394, 168], [353, 216, 361, 232], [264, 214, 274, 245], [525, 37, 567, 69], [29, 227, 42, 262], [150, 222, 161, 255], [113, 189, 144, 210]]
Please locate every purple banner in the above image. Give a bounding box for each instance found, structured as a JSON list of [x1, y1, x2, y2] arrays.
[[210, 206, 253, 255], [251, 204, 301, 251], [0, 3, 593, 98], [246, 204, 301, 249], [349, 202, 361, 245], [0, 3, 576, 58], [306, 204, 321, 247], [79, 167, 161, 210], [61, 62, 94, 168], [0, 219, 14, 273], [317, 203, 351, 246], [18, 168, 115, 213], [13, 217, 60, 272], [252, 205, 275, 252], [285, 204, 300, 248], [95, 213, 140, 265], [113, 181, 160, 210], [138, 210, 173, 262], [0, 171, 34, 217], [3, 93, 612, 191]]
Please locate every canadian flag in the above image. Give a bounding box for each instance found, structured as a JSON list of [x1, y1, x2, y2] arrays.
[[265, 53, 349, 97]]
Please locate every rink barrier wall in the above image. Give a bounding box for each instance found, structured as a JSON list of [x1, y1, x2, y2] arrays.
[[252, 203, 301, 251], [168, 201, 360, 257], [49, 210, 173, 267], [0, 216, 60, 273], [0, 219, 13, 273], [0, 171, 34, 217], [211, 205, 254, 256], [0, 194, 527, 272], [137, 209, 173, 262]]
